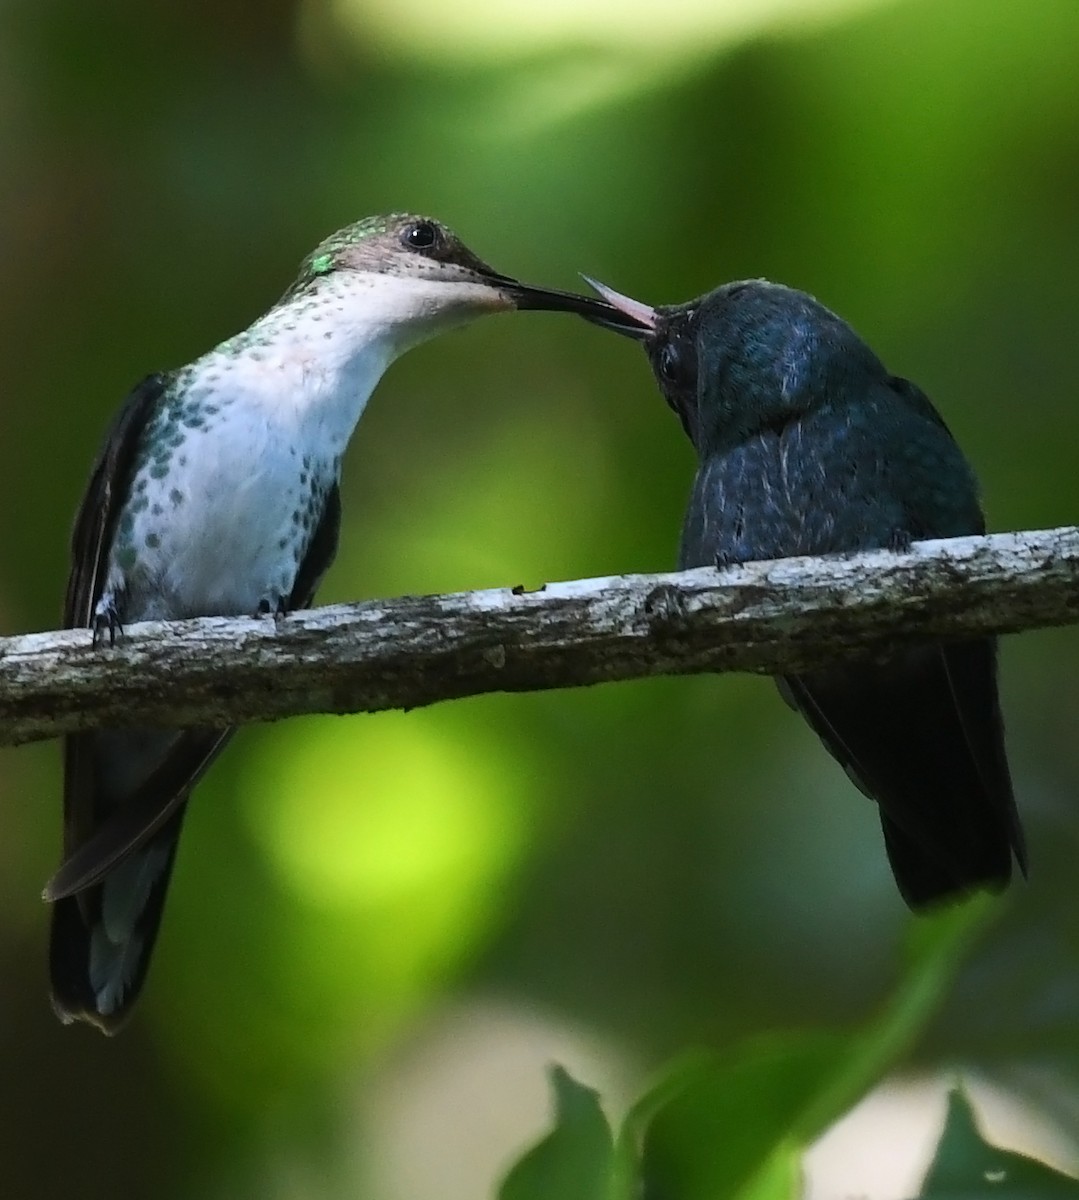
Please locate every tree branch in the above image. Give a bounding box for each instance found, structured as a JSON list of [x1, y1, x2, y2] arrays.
[[3, 526, 1078, 748]]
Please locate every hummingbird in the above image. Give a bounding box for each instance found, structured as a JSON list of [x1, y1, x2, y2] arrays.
[[586, 276, 1026, 908], [47, 213, 636, 1032]]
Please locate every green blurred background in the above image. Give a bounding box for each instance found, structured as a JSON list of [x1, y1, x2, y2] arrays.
[[2, 0, 1079, 1195]]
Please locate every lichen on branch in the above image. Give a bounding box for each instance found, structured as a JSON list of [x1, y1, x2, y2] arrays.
[[2, 526, 1077, 747]]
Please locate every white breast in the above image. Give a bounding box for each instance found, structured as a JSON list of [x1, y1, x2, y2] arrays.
[[119, 335, 387, 621]]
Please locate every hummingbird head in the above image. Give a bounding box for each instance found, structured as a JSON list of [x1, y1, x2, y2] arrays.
[[579, 277, 703, 443], [282, 214, 642, 354], [583, 277, 882, 454]]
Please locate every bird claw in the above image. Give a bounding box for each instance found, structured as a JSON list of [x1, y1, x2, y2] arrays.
[[255, 595, 289, 623], [91, 596, 123, 647]]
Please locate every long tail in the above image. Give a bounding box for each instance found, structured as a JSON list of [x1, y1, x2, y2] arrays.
[[49, 810, 187, 1034], [48, 726, 229, 1032], [779, 639, 1025, 908]]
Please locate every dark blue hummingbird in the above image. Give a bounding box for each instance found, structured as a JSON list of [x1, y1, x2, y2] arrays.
[[47, 214, 639, 1032], [587, 276, 1026, 908]]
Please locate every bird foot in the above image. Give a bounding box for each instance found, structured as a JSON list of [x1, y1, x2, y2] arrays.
[[255, 595, 289, 624], [91, 595, 123, 647]]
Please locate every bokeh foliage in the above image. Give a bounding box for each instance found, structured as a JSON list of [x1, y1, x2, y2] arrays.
[[2, 0, 1079, 1195]]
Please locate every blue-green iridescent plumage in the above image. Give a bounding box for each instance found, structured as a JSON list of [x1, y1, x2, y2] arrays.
[[604, 278, 1025, 907]]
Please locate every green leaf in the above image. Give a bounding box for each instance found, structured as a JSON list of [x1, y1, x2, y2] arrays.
[[637, 1034, 838, 1200], [917, 1087, 1079, 1198], [498, 1066, 617, 1200], [634, 896, 994, 1200]]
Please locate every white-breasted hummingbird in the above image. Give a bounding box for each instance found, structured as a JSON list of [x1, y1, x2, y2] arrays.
[[47, 213, 635, 1032]]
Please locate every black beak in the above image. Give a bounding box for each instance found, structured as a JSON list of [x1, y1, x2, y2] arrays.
[[486, 271, 656, 337]]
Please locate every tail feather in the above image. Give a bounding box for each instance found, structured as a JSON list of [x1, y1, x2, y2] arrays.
[[780, 639, 1023, 908], [48, 724, 228, 1032], [49, 811, 186, 1034]]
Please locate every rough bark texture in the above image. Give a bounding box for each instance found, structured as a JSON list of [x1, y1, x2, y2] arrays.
[[3, 526, 1078, 747]]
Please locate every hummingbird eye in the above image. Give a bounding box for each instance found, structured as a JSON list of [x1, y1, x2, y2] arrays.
[[657, 340, 692, 387], [402, 221, 439, 251]]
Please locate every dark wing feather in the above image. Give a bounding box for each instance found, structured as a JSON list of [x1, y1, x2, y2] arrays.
[[781, 645, 1022, 908], [58, 372, 230, 883], [62, 374, 170, 856], [938, 639, 1027, 870], [47, 483, 341, 899], [679, 392, 1023, 908], [49, 807, 188, 1033], [50, 446, 343, 1029], [289, 482, 341, 609], [64, 374, 167, 628], [53, 476, 342, 897], [46, 729, 227, 901]]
